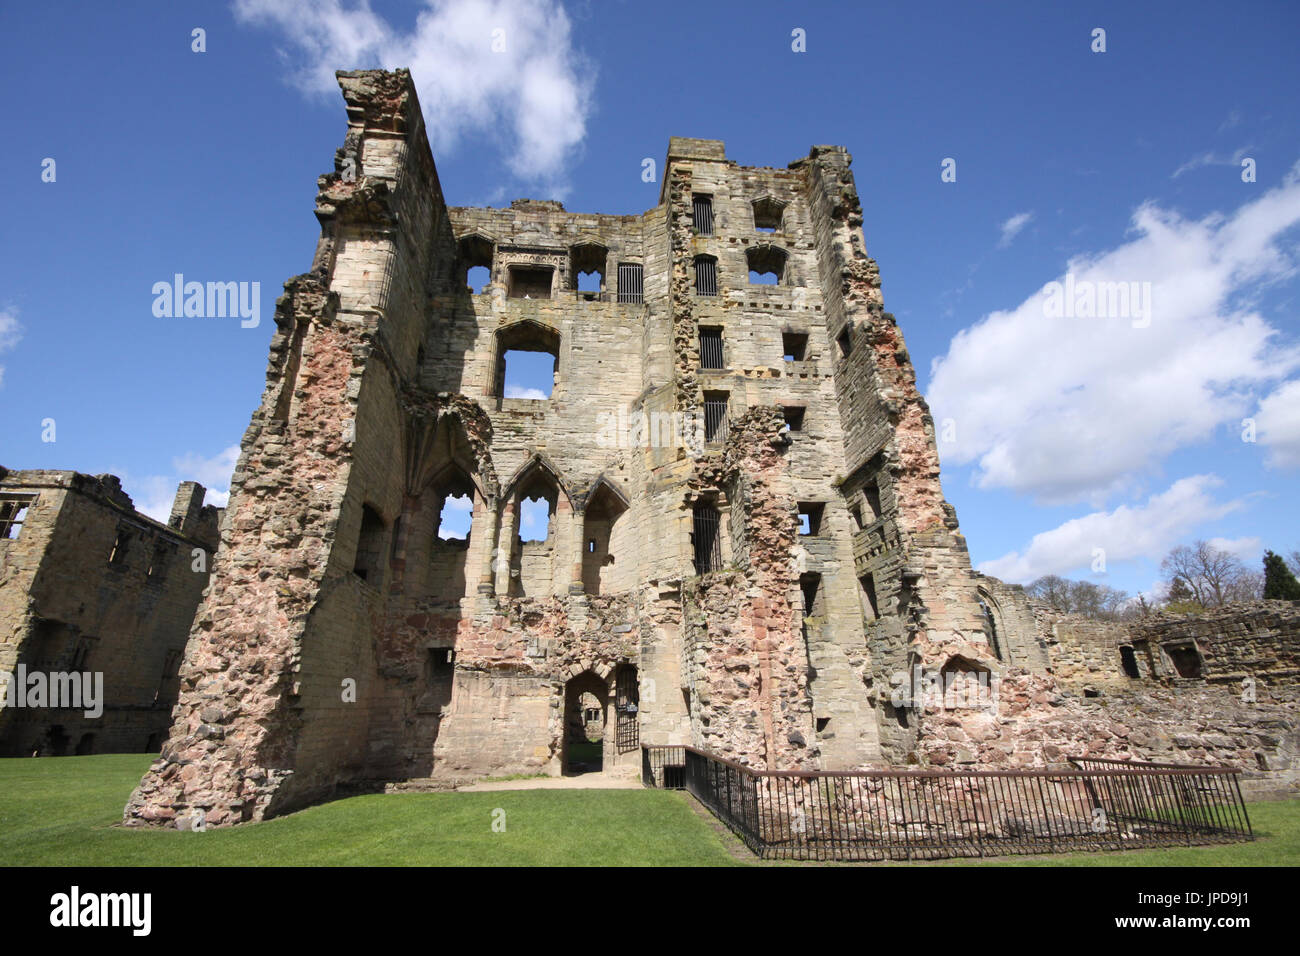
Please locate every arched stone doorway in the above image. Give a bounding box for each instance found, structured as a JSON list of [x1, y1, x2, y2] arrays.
[[563, 671, 608, 774]]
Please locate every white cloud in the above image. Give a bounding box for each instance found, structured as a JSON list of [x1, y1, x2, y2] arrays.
[[1205, 535, 1262, 560], [998, 211, 1034, 248], [504, 385, 548, 400], [0, 307, 22, 388], [1253, 377, 1300, 468], [1172, 145, 1253, 179], [233, 0, 594, 186], [978, 475, 1245, 583], [928, 164, 1300, 504], [127, 445, 240, 523]]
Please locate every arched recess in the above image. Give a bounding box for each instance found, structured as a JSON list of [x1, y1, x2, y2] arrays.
[[938, 654, 994, 710], [976, 589, 1006, 663], [503, 455, 572, 598], [569, 240, 609, 297], [562, 670, 608, 774], [746, 244, 788, 285], [582, 478, 630, 595], [404, 412, 490, 603], [455, 232, 495, 293]]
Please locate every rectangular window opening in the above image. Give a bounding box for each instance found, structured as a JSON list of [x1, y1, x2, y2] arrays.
[[703, 392, 729, 443], [507, 265, 554, 300], [860, 573, 880, 620], [692, 504, 723, 575], [798, 502, 824, 536], [782, 406, 805, 432], [0, 496, 34, 540], [692, 195, 714, 236], [782, 332, 808, 361], [837, 326, 853, 358], [699, 327, 724, 369], [616, 263, 644, 303], [864, 481, 882, 521], [694, 257, 718, 297]]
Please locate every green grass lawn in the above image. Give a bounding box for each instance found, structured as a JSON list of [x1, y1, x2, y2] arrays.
[[1, 754, 1295, 866]]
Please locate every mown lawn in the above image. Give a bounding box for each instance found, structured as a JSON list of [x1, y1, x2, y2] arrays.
[[0, 755, 740, 866], [1, 754, 1295, 866]]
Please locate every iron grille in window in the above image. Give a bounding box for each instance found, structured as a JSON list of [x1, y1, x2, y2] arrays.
[[694, 256, 717, 296], [692, 196, 714, 235], [617, 263, 644, 303], [693, 505, 723, 575], [0, 496, 34, 540], [699, 328, 724, 369], [703, 398, 728, 443]]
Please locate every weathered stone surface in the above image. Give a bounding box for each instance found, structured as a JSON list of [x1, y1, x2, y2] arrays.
[[110, 69, 1300, 827]]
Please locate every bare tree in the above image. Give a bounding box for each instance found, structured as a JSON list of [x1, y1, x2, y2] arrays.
[[1160, 540, 1256, 607], [1025, 575, 1130, 619]]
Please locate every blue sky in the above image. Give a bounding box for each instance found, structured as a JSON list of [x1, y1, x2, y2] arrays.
[[1, 0, 1297, 598]]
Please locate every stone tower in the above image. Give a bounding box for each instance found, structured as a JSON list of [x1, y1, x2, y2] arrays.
[[125, 69, 1004, 828]]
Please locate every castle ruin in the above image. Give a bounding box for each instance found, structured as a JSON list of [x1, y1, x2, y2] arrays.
[[118, 70, 1299, 828]]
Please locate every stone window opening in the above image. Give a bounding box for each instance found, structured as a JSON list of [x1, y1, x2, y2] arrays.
[[456, 234, 494, 293], [69, 637, 96, 671], [797, 502, 824, 536], [815, 716, 831, 734], [782, 331, 808, 361], [782, 406, 805, 432], [752, 197, 785, 233], [848, 502, 864, 530], [0, 495, 34, 539], [694, 255, 718, 296], [583, 481, 629, 595], [1120, 645, 1140, 679], [154, 649, 181, 705], [692, 195, 714, 236], [864, 480, 882, 521], [494, 321, 561, 400], [352, 503, 387, 583], [699, 326, 724, 369], [434, 475, 475, 543], [979, 597, 1003, 662], [859, 572, 880, 620], [146, 538, 173, 582], [747, 246, 787, 285], [1164, 642, 1203, 679], [507, 265, 554, 300], [800, 572, 823, 618], [616, 262, 644, 304], [837, 325, 853, 357], [692, 503, 724, 575], [428, 647, 455, 681], [108, 526, 131, 566], [517, 493, 554, 543], [570, 243, 607, 299], [703, 391, 729, 443]]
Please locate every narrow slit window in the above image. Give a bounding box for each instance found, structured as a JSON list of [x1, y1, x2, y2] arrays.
[[837, 326, 853, 357], [864, 480, 882, 520]]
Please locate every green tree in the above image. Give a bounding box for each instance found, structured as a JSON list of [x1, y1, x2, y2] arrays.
[[1263, 550, 1300, 601]]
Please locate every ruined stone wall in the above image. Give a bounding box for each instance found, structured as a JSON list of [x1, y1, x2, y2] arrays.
[[1129, 601, 1300, 686], [0, 469, 217, 756]]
